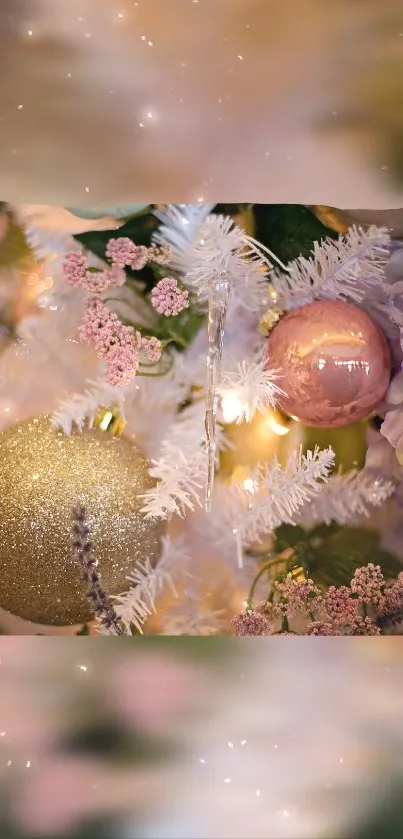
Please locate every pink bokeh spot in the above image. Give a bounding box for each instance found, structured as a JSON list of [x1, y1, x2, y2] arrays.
[[108, 653, 200, 732]]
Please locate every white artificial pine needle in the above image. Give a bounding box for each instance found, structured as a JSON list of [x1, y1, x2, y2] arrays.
[[296, 469, 394, 528], [220, 355, 285, 423], [271, 225, 390, 310]]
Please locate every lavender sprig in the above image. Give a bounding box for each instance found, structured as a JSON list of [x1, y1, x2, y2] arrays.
[[72, 505, 124, 636]]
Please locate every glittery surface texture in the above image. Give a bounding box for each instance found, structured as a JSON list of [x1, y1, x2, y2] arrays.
[[266, 300, 391, 428], [0, 416, 164, 626]]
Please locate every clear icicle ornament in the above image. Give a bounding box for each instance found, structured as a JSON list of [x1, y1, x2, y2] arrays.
[[204, 273, 230, 512]]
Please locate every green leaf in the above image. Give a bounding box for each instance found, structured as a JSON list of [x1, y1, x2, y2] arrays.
[[310, 526, 402, 588], [160, 308, 206, 349], [253, 204, 338, 265], [273, 523, 402, 589], [273, 524, 307, 552]]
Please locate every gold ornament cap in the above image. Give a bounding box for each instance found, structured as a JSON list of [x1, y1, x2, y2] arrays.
[[94, 406, 126, 437], [259, 306, 282, 337]]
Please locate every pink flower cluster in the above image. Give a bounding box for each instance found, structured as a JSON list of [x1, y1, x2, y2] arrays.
[[141, 335, 162, 363], [231, 564, 403, 637], [323, 585, 358, 623], [275, 575, 322, 618], [350, 563, 385, 604], [230, 608, 273, 637], [63, 234, 174, 385], [78, 297, 141, 387], [63, 252, 125, 293], [105, 237, 149, 270], [148, 244, 173, 265], [151, 276, 189, 316]]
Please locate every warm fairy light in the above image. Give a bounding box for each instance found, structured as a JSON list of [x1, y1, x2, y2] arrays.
[[98, 411, 113, 430], [221, 392, 245, 424], [243, 478, 258, 495], [267, 414, 289, 436]]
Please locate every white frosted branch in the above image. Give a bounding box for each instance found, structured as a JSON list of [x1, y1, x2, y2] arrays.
[[209, 446, 335, 554], [220, 354, 285, 423], [271, 225, 390, 310], [109, 535, 184, 635], [296, 469, 394, 528]]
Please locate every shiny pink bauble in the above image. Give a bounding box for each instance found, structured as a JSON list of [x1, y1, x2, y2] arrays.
[[266, 300, 391, 428]]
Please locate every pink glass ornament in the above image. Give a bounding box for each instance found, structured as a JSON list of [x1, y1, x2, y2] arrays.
[[266, 300, 391, 428]]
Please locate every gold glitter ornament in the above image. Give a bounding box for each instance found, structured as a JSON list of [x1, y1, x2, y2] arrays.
[[0, 415, 164, 626]]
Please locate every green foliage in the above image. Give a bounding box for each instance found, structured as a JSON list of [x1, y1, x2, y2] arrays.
[[152, 307, 206, 350], [273, 523, 402, 588], [253, 204, 338, 264], [351, 784, 403, 839]]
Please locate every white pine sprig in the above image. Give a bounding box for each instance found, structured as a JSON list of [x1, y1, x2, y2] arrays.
[[142, 445, 206, 519], [51, 378, 129, 433], [271, 225, 390, 310], [209, 446, 334, 553], [153, 203, 215, 272], [182, 213, 268, 309], [108, 535, 184, 635], [141, 401, 230, 519], [296, 469, 394, 529], [220, 354, 285, 423]]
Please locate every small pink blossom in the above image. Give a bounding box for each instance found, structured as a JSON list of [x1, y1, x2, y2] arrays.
[[230, 609, 273, 636], [142, 335, 162, 363], [82, 265, 125, 293], [350, 563, 385, 605], [307, 621, 341, 636], [274, 575, 323, 618], [78, 297, 139, 386], [105, 237, 148, 270], [81, 270, 112, 294], [105, 343, 140, 387], [151, 277, 189, 316], [103, 264, 126, 287], [148, 244, 173, 265], [63, 252, 88, 286], [377, 582, 403, 630], [344, 615, 381, 636], [324, 585, 359, 625]]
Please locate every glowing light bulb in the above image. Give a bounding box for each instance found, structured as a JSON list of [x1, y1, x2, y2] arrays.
[[221, 393, 245, 424], [267, 414, 289, 436], [242, 478, 258, 494]]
